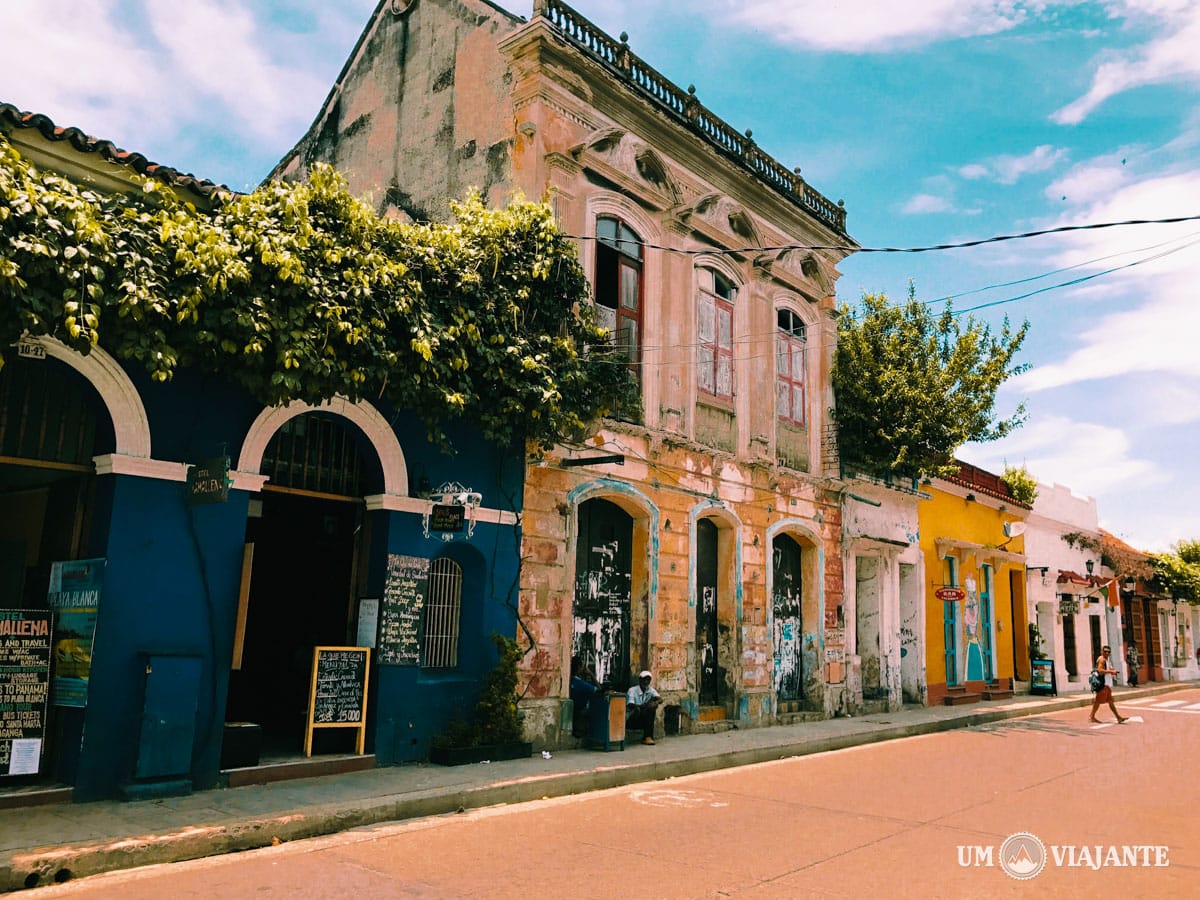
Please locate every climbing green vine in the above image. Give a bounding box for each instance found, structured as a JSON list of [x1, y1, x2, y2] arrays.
[[0, 134, 638, 450]]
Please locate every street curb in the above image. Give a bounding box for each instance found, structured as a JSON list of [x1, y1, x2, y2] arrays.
[[2, 682, 1188, 892]]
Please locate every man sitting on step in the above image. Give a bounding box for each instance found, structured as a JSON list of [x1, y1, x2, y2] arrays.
[[626, 670, 661, 745]]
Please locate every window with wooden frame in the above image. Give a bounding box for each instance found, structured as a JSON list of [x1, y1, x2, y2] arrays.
[[594, 216, 643, 379], [697, 268, 736, 401], [776, 308, 807, 428], [422, 557, 462, 668]]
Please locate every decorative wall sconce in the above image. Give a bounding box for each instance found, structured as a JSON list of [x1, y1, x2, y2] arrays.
[[1085, 559, 1095, 576]]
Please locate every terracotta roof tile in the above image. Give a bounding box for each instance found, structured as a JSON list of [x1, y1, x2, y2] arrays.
[[0, 102, 229, 200], [943, 458, 1028, 507]]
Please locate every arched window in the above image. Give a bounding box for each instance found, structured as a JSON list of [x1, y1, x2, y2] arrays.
[[595, 216, 643, 378], [776, 308, 807, 427], [260, 413, 366, 496], [697, 268, 736, 401], [423, 557, 463, 668]]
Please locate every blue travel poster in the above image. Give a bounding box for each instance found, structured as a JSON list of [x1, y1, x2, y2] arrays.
[[46, 559, 105, 708]]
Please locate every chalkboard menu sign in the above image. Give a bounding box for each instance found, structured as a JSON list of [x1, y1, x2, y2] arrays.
[[304, 646, 370, 757], [1, 609, 54, 777], [378, 554, 430, 666]]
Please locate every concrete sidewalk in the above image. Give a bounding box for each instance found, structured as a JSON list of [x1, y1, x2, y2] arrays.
[[2, 682, 1191, 892]]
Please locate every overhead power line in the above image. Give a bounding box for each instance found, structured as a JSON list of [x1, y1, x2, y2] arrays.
[[566, 214, 1200, 256]]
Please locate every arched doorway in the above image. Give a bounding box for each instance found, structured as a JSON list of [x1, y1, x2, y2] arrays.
[[696, 518, 720, 705], [572, 498, 633, 689], [226, 412, 378, 756], [772, 533, 804, 703], [0, 356, 108, 781]]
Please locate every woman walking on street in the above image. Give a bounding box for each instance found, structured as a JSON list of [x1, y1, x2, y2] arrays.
[[1090, 645, 1127, 724]]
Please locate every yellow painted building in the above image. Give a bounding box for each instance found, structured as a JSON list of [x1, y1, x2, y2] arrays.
[[918, 462, 1030, 705]]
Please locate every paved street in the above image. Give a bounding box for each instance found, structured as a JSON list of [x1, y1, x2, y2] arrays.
[[28, 689, 1198, 898]]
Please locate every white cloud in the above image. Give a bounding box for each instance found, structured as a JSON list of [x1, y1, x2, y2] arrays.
[[1044, 159, 1130, 204], [1012, 167, 1200, 392], [0, 0, 355, 158], [0, 0, 165, 141], [144, 0, 329, 142], [958, 145, 1069, 185], [725, 0, 1033, 53], [902, 193, 955, 214], [960, 415, 1165, 497], [993, 145, 1069, 184], [1053, 2, 1200, 124]]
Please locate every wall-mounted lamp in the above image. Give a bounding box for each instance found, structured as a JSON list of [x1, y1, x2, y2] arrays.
[[1085, 559, 1095, 576], [965, 493, 976, 502]]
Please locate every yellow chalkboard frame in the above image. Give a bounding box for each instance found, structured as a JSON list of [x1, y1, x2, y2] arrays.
[[304, 645, 371, 757]]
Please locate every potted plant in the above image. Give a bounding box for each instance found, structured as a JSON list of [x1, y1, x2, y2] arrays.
[[429, 634, 532, 766]]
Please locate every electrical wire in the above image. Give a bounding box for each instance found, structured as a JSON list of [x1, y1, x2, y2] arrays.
[[568, 213, 1200, 257], [917, 229, 1200, 308]]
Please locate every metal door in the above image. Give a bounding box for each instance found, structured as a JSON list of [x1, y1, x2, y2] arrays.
[[696, 518, 720, 705], [772, 534, 803, 701], [573, 499, 633, 689]]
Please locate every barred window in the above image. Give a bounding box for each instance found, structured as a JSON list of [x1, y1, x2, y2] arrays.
[[422, 557, 463, 668]]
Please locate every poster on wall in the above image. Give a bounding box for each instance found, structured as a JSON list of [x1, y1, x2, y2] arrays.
[[377, 555, 430, 665], [0, 609, 54, 776], [46, 558, 105, 707]]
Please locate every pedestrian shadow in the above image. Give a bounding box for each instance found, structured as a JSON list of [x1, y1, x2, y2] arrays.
[[968, 716, 1108, 738]]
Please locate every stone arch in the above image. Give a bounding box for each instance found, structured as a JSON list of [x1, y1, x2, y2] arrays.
[[765, 519, 827, 705], [689, 499, 744, 709], [567, 479, 660, 687], [31, 337, 151, 458], [237, 396, 408, 497], [692, 253, 744, 293]]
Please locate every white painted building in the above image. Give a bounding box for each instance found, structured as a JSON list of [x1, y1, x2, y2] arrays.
[[841, 478, 926, 711], [1024, 483, 1124, 693]]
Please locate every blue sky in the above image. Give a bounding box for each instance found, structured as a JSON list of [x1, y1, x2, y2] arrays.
[[2, 0, 1197, 552]]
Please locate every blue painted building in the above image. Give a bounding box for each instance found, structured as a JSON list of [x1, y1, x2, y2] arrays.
[[1, 106, 523, 801]]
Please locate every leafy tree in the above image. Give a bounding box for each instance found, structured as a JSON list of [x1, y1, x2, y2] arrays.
[[1152, 540, 1200, 603], [832, 285, 1030, 480], [1000, 464, 1038, 506], [0, 135, 637, 450]]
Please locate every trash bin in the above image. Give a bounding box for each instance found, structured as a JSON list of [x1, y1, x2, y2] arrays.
[[589, 691, 626, 751]]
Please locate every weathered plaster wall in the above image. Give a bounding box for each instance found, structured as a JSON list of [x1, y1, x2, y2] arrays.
[[273, 0, 520, 220]]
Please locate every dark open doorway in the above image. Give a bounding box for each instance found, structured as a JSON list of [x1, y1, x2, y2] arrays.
[[226, 491, 362, 756]]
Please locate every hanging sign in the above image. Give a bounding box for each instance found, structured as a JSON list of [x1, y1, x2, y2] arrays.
[[935, 587, 966, 602], [187, 457, 230, 505], [46, 558, 105, 707], [429, 504, 465, 533], [0, 610, 54, 777]]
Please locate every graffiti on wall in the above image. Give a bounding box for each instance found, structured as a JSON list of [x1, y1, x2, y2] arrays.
[[572, 538, 631, 688], [772, 538, 804, 701]]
